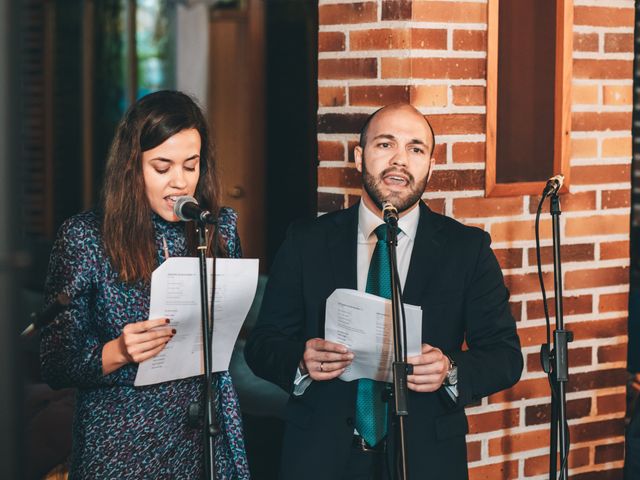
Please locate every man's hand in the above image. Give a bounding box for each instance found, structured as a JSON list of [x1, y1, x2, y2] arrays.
[[301, 338, 354, 381], [407, 343, 450, 393]]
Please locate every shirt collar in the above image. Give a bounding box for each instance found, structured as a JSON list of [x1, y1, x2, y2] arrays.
[[358, 199, 420, 241]]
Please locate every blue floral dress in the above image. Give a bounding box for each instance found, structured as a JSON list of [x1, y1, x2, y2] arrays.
[[40, 209, 250, 479]]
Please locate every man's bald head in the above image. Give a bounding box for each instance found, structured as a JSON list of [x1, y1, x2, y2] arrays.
[[358, 103, 436, 155]]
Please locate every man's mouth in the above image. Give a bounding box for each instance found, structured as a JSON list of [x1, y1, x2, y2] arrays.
[[382, 172, 410, 187]]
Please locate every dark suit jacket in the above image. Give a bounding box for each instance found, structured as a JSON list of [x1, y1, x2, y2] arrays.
[[245, 202, 523, 480]]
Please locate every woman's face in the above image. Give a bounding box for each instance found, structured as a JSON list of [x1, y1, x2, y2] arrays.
[[142, 128, 201, 222]]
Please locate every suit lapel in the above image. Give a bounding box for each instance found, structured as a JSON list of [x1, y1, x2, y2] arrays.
[[403, 202, 447, 305], [328, 203, 359, 290]]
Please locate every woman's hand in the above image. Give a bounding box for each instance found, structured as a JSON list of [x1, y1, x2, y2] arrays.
[[102, 318, 175, 375]]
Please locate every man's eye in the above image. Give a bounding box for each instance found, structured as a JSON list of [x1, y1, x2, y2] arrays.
[[378, 142, 390, 148], [411, 147, 424, 154]]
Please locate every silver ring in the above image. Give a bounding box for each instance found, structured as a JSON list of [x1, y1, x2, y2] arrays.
[[319, 362, 324, 372]]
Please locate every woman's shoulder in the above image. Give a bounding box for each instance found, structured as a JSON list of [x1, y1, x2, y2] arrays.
[[55, 210, 103, 250]]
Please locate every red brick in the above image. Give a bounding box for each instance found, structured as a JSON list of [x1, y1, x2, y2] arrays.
[[412, 1, 487, 23], [452, 142, 485, 163], [382, 0, 411, 21], [468, 461, 519, 480], [572, 165, 630, 185], [411, 28, 448, 50], [318, 192, 344, 212], [525, 398, 592, 426], [318, 32, 345, 52], [468, 408, 519, 434], [565, 266, 628, 290], [570, 418, 625, 443], [519, 317, 626, 348], [489, 428, 549, 455], [350, 29, 411, 51], [318, 87, 346, 107], [492, 219, 552, 243], [504, 271, 553, 296], [574, 59, 632, 80], [598, 343, 627, 363], [572, 469, 624, 480], [318, 141, 344, 162], [565, 215, 629, 237], [595, 442, 625, 464], [527, 346, 592, 373], [602, 189, 630, 209], [493, 248, 523, 270], [529, 192, 596, 214], [597, 392, 626, 415], [467, 440, 481, 462], [429, 114, 485, 135], [526, 294, 593, 321], [382, 58, 485, 80], [574, 32, 599, 52], [527, 244, 595, 267], [425, 198, 445, 215], [349, 86, 410, 106], [453, 29, 486, 51], [572, 112, 632, 131], [568, 369, 627, 394], [452, 86, 485, 106], [318, 58, 377, 80], [489, 377, 550, 403], [453, 196, 523, 218], [432, 142, 446, 165], [600, 241, 629, 260], [318, 113, 369, 134], [605, 33, 634, 53], [410, 85, 448, 107], [318, 166, 361, 188], [510, 301, 522, 322], [319, 2, 377, 25], [600, 292, 629, 313], [574, 6, 634, 27], [346, 194, 361, 208], [428, 169, 484, 191], [524, 448, 590, 476]]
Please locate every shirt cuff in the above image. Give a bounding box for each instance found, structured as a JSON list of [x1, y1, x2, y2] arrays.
[[293, 367, 313, 396]]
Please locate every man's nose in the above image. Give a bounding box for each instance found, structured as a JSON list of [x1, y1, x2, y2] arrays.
[[391, 147, 408, 166]]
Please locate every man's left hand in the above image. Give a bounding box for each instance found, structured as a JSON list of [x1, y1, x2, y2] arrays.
[[407, 343, 450, 393]]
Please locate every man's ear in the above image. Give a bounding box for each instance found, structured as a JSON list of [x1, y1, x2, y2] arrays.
[[354, 145, 364, 173], [427, 157, 436, 182]]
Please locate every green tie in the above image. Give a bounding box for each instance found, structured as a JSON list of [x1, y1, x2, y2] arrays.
[[355, 224, 392, 447]]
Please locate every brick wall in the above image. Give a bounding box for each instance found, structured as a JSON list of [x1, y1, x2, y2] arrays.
[[316, 0, 633, 478]]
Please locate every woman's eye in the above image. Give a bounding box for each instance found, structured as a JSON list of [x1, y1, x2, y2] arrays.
[[155, 169, 169, 174], [184, 166, 197, 172]]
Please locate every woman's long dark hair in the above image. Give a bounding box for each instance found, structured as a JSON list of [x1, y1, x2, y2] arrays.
[[102, 90, 224, 283]]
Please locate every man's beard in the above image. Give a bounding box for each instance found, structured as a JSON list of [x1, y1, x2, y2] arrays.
[[361, 158, 430, 213]]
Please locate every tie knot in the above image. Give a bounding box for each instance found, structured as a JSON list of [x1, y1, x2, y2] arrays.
[[374, 224, 387, 241]]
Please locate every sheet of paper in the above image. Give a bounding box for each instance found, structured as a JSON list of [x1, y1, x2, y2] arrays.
[[134, 257, 259, 386], [324, 288, 422, 383]]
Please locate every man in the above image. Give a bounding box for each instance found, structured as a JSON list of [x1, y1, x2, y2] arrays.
[[245, 104, 523, 479]]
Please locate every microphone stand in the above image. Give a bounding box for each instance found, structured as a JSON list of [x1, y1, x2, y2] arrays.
[[538, 192, 572, 480], [386, 219, 412, 480], [189, 221, 219, 480]]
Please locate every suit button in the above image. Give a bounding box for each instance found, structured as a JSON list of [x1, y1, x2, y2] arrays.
[[346, 417, 354, 427]]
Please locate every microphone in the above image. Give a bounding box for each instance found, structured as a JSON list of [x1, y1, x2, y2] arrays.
[[382, 201, 399, 226], [173, 196, 217, 224], [21, 293, 71, 338], [542, 174, 564, 198]]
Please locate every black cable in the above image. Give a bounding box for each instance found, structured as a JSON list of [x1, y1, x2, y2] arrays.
[[535, 194, 571, 480]]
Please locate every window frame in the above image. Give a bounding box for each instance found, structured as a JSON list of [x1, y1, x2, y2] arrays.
[[485, 0, 573, 197]]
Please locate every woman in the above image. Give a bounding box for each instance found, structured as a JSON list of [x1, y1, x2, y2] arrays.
[[40, 90, 250, 479]]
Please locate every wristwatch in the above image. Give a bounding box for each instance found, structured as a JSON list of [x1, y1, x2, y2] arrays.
[[444, 354, 458, 386]]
